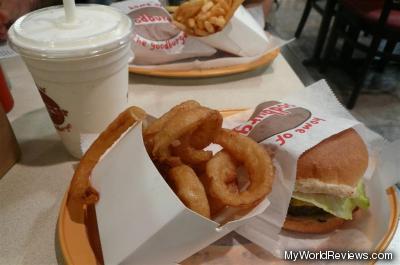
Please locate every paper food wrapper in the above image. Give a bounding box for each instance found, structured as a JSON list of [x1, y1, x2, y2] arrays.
[[87, 119, 277, 265], [197, 5, 269, 57], [217, 80, 399, 259], [129, 32, 288, 70], [112, 0, 217, 65]]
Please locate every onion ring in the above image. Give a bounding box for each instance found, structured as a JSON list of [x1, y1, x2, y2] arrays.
[[190, 110, 223, 149], [170, 109, 222, 165], [168, 165, 210, 218], [206, 128, 274, 207], [143, 100, 200, 138], [143, 100, 201, 157], [198, 169, 238, 218], [69, 106, 147, 205], [151, 106, 222, 163], [172, 136, 213, 165]]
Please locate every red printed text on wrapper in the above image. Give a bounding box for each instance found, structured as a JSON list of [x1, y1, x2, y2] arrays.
[[233, 101, 327, 146]]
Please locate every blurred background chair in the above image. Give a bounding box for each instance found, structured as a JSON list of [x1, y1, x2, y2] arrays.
[[321, 0, 400, 109], [295, 0, 325, 38], [294, 0, 339, 65]]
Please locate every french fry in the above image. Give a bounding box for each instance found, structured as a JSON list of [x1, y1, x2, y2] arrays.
[[174, 6, 182, 18], [172, 0, 244, 37], [210, 4, 226, 16], [215, 16, 226, 27], [194, 28, 209, 36], [201, 1, 214, 12], [216, 0, 230, 12], [173, 21, 187, 31], [197, 11, 211, 21], [208, 16, 225, 28], [209, 16, 218, 25], [196, 19, 205, 30], [188, 18, 196, 28], [204, 21, 215, 33], [181, 0, 203, 19]]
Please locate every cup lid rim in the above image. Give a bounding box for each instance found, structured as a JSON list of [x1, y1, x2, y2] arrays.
[[8, 4, 132, 59]]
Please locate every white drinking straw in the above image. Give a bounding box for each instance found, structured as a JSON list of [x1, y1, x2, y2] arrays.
[[63, 0, 77, 23]]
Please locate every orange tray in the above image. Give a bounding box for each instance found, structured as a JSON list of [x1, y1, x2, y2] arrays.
[[58, 109, 399, 265], [129, 49, 280, 78], [58, 187, 398, 265]]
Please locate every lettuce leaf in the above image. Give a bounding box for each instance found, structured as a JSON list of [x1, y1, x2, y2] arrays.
[[292, 181, 369, 220]]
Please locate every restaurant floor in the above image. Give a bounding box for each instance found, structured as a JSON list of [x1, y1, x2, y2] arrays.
[[268, 0, 400, 141]]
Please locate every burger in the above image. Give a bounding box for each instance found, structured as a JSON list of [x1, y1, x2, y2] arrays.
[[283, 128, 370, 234]]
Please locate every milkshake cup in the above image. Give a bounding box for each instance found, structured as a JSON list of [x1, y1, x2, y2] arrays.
[[8, 3, 132, 158]]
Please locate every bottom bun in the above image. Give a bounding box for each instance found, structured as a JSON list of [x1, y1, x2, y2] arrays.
[[283, 214, 347, 234]]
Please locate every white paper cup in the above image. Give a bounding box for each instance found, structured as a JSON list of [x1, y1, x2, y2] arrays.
[[8, 5, 132, 158]]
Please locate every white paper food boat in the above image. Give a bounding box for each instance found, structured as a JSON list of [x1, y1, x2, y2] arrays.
[[91, 121, 271, 265]]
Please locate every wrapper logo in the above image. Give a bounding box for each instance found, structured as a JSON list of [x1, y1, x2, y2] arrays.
[[127, 3, 162, 10], [234, 101, 312, 143], [38, 86, 71, 132], [134, 14, 170, 25], [128, 5, 187, 51], [134, 31, 187, 51]]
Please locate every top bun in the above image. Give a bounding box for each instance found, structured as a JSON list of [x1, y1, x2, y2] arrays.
[[295, 129, 368, 198]]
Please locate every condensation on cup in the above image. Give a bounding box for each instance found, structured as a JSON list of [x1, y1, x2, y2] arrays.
[[8, 4, 133, 158]]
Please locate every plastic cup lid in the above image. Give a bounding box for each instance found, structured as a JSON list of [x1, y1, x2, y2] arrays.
[[8, 4, 132, 59]]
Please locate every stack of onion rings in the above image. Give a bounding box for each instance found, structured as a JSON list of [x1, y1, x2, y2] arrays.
[[68, 100, 274, 222], [144, 101, 275, 221], [144, 102, 222, 167]]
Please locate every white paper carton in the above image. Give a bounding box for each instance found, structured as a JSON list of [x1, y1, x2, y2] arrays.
[[91, 121, 272, 265], [198, 5, 270, 57]]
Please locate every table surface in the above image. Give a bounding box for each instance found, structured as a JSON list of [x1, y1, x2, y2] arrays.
[[1, 53, 398, 265]]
